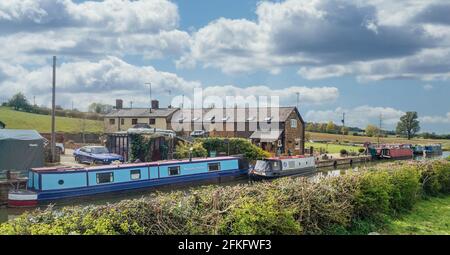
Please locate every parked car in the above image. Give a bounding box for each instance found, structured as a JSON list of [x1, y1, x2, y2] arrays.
[[190, 130, 208, 137], [73, 146, 124, 165]]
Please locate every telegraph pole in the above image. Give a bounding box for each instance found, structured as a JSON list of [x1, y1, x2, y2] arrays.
[[295, 92, 300, 110], [51, 56, 56, 163], [342, 112, 345, 142]]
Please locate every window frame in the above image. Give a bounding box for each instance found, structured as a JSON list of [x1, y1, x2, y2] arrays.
[[208, 162, 221, 172], [168, 166, 180, 176], [109, 119, 115, 125], [149, 118, 156, 125], [130, 169, 141, 180], [96, 172, 114, 184], [290, 119, 297, 128], [131, 118, 138, 125]]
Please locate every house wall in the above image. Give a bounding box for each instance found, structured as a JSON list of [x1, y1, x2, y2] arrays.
[[283, 111, 305, 155], [104, 117, 168, 132]]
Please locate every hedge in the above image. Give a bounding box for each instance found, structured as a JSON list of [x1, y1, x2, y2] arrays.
[[0, 160, 448, 235]]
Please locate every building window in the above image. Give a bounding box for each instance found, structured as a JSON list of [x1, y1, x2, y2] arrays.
[[168, 166, 180, 176], [96, 172, 114, 184], [295, 138, 301, 150], [290, 119, 297, 128], [132, 119, 138, 125], [121, 119, 124, 125], [109, 119, 115, 125], [149, 118, 156, 125], [130, 170, 141, 180], [208, 162, 220, 172]]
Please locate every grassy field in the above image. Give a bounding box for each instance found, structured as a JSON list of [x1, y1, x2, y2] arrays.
[[307, 131, 450, 150], [382, 196, 450, 235], [0, 107, 103, 133], [305, 142, 363, 154]]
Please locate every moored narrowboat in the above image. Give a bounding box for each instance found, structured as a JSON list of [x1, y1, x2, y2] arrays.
[[249, 155, 316, 180], [423, 144, 442, 155], [8, 156, 248, 207]]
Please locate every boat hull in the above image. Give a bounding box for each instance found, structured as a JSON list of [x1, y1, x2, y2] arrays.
[[249, 166, 316, 180], [8, 191, 38, 207], [35, 168, 247, 201]]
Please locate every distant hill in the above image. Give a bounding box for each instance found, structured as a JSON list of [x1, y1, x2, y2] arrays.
[[0, 107, 103, 133]]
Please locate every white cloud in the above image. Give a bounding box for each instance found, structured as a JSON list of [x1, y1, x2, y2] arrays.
[[420, 112, 450, 124], [202, 85, 339, 105], [305, 105, 405, 127], [423, 84, 433, 90]]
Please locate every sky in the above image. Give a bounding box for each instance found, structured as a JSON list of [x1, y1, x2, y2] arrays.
[[0, 0, 449, 133]]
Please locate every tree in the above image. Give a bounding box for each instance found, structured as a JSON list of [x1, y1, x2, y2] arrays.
[[365, 124, 379, 137], [88, 103, 113, 114], [341, 126, 349, 135], [396, 112, 420, 140], [306, 123, 315, 132], [8, 93, 31, 111], [326, 121, 336, 133]]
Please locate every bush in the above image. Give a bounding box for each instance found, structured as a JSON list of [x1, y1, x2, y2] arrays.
[[353, 171, 393, 222], [219, 193, 301, 235], [1, 160, 449, 235], [200, 137, 270, 160], [175, 141, 208, 159], [340, 149, 348, 155], [358, 148, 365, 153], [388, 166, 421, 214]]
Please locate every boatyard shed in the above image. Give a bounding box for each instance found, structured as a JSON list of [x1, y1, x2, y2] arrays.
[[0, 129, 45, 173]]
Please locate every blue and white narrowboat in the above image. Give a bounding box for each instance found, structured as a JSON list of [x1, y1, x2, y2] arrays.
[[8, 156, 248, 207], [249, 155, 316, 180]]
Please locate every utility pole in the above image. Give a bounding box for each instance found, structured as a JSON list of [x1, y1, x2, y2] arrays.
[[341, 112, 345, 142], [145, 82, 152, 112], [51, 56, 56, 163], [295, 92, 300, 110], [130, 101, 133, 109], [33, 96, 36, 106]]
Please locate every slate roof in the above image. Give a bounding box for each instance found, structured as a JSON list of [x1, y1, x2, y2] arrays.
[[105, 108, 179, 118]]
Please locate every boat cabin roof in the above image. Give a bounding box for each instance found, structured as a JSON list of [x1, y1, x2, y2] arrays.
[[31, 156, 239, 173], [265, 155, 307, 161]]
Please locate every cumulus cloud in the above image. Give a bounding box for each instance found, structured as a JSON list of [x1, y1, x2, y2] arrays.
[[0, 0, 189, 63], [420, 112, 450, 124], [202, 85, 339, 106], [178, 0, 450, 82], [305, 105, 405, 127]]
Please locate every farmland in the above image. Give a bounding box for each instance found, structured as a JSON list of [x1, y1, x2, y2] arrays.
[[307, 131, 450, 151], [0, 107, 103, 133]]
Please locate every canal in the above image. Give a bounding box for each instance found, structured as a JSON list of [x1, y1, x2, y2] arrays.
[[1, 151, 448, 223]]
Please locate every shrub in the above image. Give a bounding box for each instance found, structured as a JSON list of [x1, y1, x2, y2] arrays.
[[388, 166, 421, 214], [353, 171, 393, 222], [175, 141, 208, 159], [219, 193, 301, 235], [200, 137, 270, 160], [340, 149, 348, 155], [420, 161, 450, 196], [358, 148, 365, 153]]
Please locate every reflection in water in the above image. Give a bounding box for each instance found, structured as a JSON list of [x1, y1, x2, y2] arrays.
[[1, 152, 448, 223]]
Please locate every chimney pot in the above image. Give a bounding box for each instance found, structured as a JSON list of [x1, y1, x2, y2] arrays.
[[116, 99, 123, 109]]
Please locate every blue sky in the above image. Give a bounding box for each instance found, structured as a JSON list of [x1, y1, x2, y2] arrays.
[[0, 0, 449, 133]]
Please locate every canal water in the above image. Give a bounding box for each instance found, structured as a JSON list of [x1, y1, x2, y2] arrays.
[[1, 152, 448, 223]]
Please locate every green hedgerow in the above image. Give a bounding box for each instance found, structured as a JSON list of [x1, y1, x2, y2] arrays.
[[388, 166, 421, 215], [219, 193, 301, 235]]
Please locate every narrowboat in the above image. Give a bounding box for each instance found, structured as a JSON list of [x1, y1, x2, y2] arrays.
[[412, 145, 424, 155], [249, 155, 316, 180], [380, 144, 413, 159], [8, 156, 248, 207], [423, 144, 442, 155]]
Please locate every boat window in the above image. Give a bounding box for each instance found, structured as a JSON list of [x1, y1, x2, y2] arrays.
[[58, 180, 64, 185], [130, 170, 141, 180], [97, 172, 114, 184], [168, 166, 180, 176], [255, 160, 271, 172], [208, 162, 220, 171], [272, 161, 281, 170]]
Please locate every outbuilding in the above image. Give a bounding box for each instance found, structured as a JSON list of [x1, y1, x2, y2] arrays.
[[0, 129, 45, 174]]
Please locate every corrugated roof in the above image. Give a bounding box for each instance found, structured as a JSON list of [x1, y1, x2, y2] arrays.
[[105, 108, 179, 118], [0, 129, 44, 141]]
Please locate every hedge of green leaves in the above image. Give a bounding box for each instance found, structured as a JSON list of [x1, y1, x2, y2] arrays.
[[0, 160, 448, 235], [199, 137, 270, 160]]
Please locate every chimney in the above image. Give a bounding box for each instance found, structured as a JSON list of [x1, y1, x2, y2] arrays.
[[116, 99, 123, 109], [151, 100, 159, 109]]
